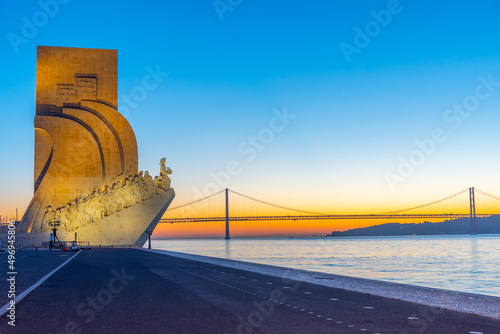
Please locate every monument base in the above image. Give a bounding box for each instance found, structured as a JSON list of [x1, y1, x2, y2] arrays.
[[4, 189, 175, 248]]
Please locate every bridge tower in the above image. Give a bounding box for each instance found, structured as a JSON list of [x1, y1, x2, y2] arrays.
[[469, 187, 476, 234], [225, 188, 230, 239]]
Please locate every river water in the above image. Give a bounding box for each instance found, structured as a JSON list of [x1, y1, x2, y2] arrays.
[[152, 234, 500, 297]]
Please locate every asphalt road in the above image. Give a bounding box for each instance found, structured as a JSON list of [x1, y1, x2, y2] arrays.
[[1, 249, 499, 333], [0, 250, 78, 306]]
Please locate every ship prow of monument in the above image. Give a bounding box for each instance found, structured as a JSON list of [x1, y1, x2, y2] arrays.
[[18, 160, 175, 247], [6, 46, 175, 247]]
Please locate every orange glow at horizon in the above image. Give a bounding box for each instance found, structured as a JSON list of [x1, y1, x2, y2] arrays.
[[4, 187, 477, 238], [153, 218, 447, 238], [154, 187, 479, 238]]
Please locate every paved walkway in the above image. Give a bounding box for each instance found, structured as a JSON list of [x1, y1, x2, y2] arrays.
[[0, 249, 79, 306], [1, 249, 499, 333], [148, 248, 500, 319]]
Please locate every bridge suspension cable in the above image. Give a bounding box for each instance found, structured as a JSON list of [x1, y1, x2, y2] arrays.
[[381, 188, 470, 215], [474, 188, 500, 216], [160, 187, 500, 236], [228, 189, 325, 215], [167, 189, 225, 211], [475, 188, 500, 202]]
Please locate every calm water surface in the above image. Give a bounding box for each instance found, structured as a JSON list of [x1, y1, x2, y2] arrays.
[[152, 234, 500, 297]]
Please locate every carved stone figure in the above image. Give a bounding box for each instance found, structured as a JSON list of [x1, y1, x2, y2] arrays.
[[110, 183, 126, 212], [157, 158, 172, 191], [121, 179, 137, 208], [143, 171, 155, 199], [102, 185, 113, 216], [43, 163, 173, 232], [66, 201, 80, 231], [59, 204, 72, 231], [40, 206, 57, 231], [76, 199, 91, 229], [131, 177, 144, 202], [137, 171, 144, 183], [154, 176, 162, 195], [85, 187, 105, 223]]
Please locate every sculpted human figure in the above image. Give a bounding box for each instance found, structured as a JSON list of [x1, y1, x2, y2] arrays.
[[143, 171, 155, 198], [121, 179, 136, 208], [111, 183, 126, 212], [69, 199, 87, 230], [107, 184, 117, 212], [94, 188, 105, 221], [105, 184, 116, 214], [140, 181, 149, 200], [131, 176, 144, 202], [59, 204, 72, 231], [65, 200, 80, 231], [78, 197, 92, 228], [154, 176, 162, 195], [83, 187, 96, 221], [40, 205, 57, 231], [85, 187, 105, 222], [101, 186, 112, 216], [157, 158, 172, 191]]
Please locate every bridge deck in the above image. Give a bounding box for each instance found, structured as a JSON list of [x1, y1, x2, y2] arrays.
[[160, 213, 493, 223]]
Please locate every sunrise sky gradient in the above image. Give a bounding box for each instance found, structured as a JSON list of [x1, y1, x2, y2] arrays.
[[1, 0, 500, 237]]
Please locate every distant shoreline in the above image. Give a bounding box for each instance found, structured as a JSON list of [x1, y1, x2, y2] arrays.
[[327, 215, 500, 237]]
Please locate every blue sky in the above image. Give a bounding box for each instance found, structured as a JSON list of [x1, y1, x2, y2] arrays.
[[1, 0, 500, 221]]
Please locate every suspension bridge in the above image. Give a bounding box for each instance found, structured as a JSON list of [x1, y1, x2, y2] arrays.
[[160, 187, 500, 239]]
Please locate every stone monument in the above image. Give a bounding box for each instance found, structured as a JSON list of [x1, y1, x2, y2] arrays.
[[14, 46, 175, 246]]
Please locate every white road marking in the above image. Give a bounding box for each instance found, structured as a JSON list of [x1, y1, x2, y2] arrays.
[[363, 306, 374, 309], [1, 250, 82, 317], [408, 317, 419, 320], [330, 298, 339, 301]]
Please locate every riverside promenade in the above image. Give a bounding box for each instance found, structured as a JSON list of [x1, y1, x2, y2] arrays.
[[1, 249, 499, 333]]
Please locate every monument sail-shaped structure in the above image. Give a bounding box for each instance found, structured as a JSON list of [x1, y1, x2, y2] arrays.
[[14, 46, 175, 247]]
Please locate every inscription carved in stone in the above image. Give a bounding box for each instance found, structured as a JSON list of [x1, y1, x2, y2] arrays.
[[55, 75, 97, 106], [56, 83, 77, 106], [75, 75, 97, 100]]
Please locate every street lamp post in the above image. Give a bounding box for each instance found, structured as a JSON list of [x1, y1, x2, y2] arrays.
[[48, 218, 61, 250], [146, 230, 153, 249]]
